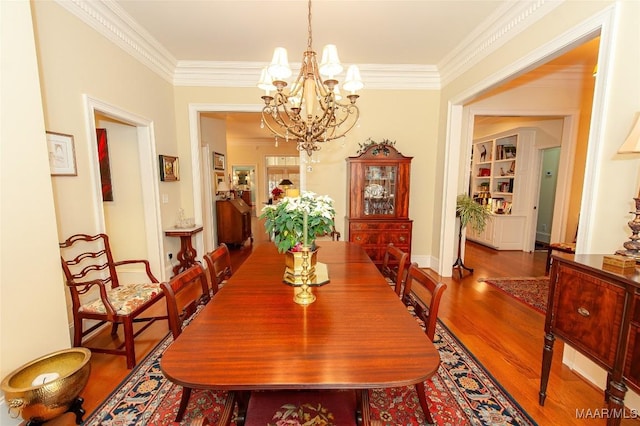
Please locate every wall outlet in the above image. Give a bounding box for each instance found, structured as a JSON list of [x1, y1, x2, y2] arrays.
[[167, 252, 173, 261]]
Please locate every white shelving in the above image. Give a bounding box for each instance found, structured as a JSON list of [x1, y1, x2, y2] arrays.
[[467, 128, 536, 250]]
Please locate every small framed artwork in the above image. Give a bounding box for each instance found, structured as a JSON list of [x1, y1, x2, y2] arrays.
[[214, 171, 225, 191], [46, 131, 77, 176], [159, 155, 179, 181], [213, 152, 225, 170]]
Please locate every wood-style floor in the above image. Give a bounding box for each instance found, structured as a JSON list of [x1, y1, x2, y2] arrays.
[[72, 222, 640, 425]]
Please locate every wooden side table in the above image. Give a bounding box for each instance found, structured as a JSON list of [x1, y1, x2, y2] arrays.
[[165, 226, 203, 276]]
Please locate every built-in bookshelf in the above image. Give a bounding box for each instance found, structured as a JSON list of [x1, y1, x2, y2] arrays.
[[467, 129, 536, 250]]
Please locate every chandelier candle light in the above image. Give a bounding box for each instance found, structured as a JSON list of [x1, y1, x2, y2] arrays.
[[258, 0, 363, 156]]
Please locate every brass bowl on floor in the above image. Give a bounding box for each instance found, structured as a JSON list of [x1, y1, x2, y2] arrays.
[[1, 347, 91, 423]]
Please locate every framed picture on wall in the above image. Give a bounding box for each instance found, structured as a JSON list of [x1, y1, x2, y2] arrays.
[[214, 171, 225, 191], [213, 152, 225, 170], [159, 155, 179, 181], [46, 131, 77, 176]]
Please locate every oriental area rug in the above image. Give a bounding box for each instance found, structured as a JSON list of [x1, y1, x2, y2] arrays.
[[478, 277, 550, 314], [85, 317, 537, 426]]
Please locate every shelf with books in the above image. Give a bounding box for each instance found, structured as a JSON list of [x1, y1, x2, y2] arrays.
[[467, 128, 536, 250]]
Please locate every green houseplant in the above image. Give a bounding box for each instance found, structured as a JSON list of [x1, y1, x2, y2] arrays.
[[260, 191, 336, 253], [454, 194, 491, 277], [456, 193, 490, 234]]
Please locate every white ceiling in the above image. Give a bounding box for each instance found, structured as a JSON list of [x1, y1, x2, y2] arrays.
[[103, 0, 599, 141], [114, 0, 509, 66]]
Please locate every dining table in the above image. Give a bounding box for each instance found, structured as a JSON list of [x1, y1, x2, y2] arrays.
[[160, 241, 440, 425]]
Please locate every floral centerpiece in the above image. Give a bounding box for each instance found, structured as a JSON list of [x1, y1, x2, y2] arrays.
[[271, 186, 284, 200], [260, 191, 336, 253]]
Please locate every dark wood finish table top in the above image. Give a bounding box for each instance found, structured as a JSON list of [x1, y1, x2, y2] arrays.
[[161, 241, 439, 391]]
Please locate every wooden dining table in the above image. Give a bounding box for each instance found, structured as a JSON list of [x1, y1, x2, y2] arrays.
[[160, 241, 440, 425]]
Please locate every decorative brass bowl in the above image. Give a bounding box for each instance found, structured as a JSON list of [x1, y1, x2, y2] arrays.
[[1, 348, 91, 422]]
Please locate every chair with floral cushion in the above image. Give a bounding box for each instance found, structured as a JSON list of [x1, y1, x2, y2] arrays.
[[401, 262, 447, 424], [203, 243, 233, 296], [381, 243, 409, 296], [59, 233, 167, 369]]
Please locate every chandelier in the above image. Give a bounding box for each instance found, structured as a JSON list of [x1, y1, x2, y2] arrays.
[[258, 0, 363, 156]]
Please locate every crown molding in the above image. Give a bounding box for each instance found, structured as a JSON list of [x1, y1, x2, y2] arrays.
[[55, 0, 177, 83], [173, 61, 440, 90], [438, 0, 562, 86], [58, 0, 560, 90]]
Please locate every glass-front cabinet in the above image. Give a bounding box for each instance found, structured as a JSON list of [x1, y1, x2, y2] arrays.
[[363, 165, 397, 216], [346, 143, 412, 267]]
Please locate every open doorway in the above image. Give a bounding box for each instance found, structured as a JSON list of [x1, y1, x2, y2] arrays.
[[535, 147, 561, 247], [439, 22, 604, 276], [84, 95, 165, 280]]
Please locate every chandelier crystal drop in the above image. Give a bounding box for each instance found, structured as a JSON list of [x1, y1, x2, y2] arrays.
[[258, 0, 363, 156]]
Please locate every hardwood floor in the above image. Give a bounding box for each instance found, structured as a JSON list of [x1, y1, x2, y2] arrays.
[[74, 225, 640, 425]]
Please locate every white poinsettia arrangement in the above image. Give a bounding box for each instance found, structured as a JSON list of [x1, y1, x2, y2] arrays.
[[260, 191, 336, 253]]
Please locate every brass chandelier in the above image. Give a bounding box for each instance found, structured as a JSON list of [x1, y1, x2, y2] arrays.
[[258, 0, 363, 156]]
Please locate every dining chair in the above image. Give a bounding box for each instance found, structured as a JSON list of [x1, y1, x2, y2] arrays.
[[401, 262, 447, 424], [381, 243, 409, 296], [244, 389, 380, 426], [59, 233, 166, 369], [203, 243, 233, 296], [161, 264, 216, 422]]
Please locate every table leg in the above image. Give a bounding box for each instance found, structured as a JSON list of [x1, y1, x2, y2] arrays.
[[173, 235, 198, 276], [539, 332, 555, 405]]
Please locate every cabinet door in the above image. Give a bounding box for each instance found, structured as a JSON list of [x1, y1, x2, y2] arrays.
[[552, 264, 625, 369], [363, 165, 397, 217], [625, 292, 640, 392]]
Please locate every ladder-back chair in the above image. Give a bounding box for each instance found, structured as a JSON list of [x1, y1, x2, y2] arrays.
[[381, 243, 409, 296], [161, 264, 222, 422], [203, 243, 233, 296], [59, 233, 166, 369], [401, 263, 447, 424]]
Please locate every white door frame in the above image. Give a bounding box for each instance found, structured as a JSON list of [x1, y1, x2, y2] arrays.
[[438, 8, 615, 276], [188, 103, 263, 257], [82, 95, 165, 279]]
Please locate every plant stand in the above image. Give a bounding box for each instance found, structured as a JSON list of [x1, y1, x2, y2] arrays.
[[452, 220, 473, 279]]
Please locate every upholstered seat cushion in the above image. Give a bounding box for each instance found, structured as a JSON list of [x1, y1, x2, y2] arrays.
[[245, 390, 358, 426], [549, 242, 576, 252], [79, 283, 162, 315]]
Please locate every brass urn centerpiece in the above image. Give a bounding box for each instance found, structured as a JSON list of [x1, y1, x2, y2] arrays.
[[260, 191, 335, 304]]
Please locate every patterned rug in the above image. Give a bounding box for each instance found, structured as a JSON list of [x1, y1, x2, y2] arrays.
[[479, 277, 549, 314], [85, 315, 537, 426]]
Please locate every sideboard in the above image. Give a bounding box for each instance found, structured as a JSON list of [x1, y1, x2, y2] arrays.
[[539, 253, 640, 425]]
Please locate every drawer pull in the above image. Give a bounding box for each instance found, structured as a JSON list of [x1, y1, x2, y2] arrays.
[[399, 236, 406, 242], [356, 236, 362, 241], [577, 307, 590, 317]]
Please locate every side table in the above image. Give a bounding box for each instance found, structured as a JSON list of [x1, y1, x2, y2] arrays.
[[165, 226, 203, 276]]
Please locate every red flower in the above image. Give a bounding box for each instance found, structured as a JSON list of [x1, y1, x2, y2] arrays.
[[271, 187, 284, 197]]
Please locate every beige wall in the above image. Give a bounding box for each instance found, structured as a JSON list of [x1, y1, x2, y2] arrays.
[[226, 140, 299, 212], [173, 86, 441, 262], [0, 3, 71, 423], [33, 0, 179, 250], [3, 0, 640, 418]]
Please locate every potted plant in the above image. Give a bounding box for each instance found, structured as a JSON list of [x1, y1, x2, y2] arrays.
[[260, 191, 336, 253], [271, 186, 284, 201], [260, 192, 336, 285], [453, 193, 491, 277]]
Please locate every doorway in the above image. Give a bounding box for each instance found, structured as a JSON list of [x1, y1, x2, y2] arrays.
[[535, 147, 561, 246], [84, 95, 165, 280], [441, 29, 602, 275], [232, 165, 257, 215]]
